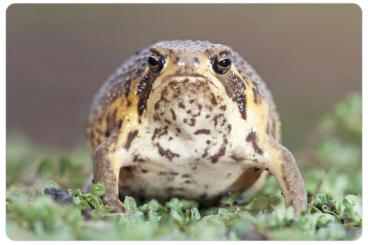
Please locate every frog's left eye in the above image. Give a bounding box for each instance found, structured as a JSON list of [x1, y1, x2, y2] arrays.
[[148, 54, 165, 73], [213, 53, 232, 74]]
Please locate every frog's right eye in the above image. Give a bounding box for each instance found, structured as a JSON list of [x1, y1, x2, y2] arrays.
[[148, 55, 165, 73], [212, 52, 232, 75]]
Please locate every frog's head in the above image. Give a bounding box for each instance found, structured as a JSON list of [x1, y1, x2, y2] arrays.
[[138, 40, 248, 132]]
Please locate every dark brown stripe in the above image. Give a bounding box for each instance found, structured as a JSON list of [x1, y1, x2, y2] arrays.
[[156, 144, 180, 161], [170, 109, 177, 121], [222, 73, 247, 120], [137, 73, 159, 116], [124, 130, 138, 150], [210, 145, 226, 163], [246, 131, 263, 155], [194, 129, 211, 135]]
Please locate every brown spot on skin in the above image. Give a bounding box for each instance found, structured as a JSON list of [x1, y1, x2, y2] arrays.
[[154, 87, 170, 112], [184, 180, 192, 184], [206, 140, 211, 145], [170, 109, 177, 121], [182, 174, 190, 178], [164, 119, 171, 125], [133, 155, 145, 163], [210, 145, 226, 163], [141, 169, 148, 173], [246, 131, 264, 155], [227, 124, 232, 133], [231, 154, 244, 161], [152, 128, 161, 140], [178, 102, 185, 109], [219, 105, 226, 111], [157, 126, 169, 138], [210, 93, 218, 105], [169, 172, 179, 176], [156, 144, 180, 161], [176, 128, 181, 134], [224, 137, 228, 145], [183, 118, 196, 126], [213, 114, 226, 127], [154, 101, 160, 111], [124, 130, 138, 150], [153, 114, 160, 121], [202, 147, 209, 158], [194, 129, 211, 135]]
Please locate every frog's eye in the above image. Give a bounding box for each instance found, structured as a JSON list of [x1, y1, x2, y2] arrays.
[[148, 54, 165, 73], [213, 54, 232, 74]]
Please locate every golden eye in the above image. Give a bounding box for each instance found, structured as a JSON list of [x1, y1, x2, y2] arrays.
[[148, 54, 165, 72], [213, 53, 232, 74]]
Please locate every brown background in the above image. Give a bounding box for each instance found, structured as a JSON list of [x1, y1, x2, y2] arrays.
[[6, 4, 361, 151]]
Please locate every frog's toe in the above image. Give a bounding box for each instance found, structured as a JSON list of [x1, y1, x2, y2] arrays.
[[103, 195, 126, 213]]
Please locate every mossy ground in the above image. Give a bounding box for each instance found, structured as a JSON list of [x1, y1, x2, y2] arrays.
[[6, 94, 362, 240]]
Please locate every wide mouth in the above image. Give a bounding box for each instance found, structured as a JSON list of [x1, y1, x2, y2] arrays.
[[152, 74, 220, 91]]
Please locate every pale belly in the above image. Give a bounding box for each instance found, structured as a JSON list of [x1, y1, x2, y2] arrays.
[[117, 78, 265, 204], [117, 121, 263, 204]]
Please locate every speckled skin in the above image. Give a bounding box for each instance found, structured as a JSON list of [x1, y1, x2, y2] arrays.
[[87, 40, 307, 214]]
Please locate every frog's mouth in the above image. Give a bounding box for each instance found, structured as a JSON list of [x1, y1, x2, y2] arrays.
[[148, 75, 227, 129], [152, 74, 220, 91]]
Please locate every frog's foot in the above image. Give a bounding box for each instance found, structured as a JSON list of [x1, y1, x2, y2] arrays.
[[93, 130, 126, 213], [103, 195, 126, 213], [264, 139, 307, 214]]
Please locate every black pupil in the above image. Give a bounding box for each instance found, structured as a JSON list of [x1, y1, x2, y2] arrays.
[[148, 56, 159, 66], [219, 58, 231, 67]]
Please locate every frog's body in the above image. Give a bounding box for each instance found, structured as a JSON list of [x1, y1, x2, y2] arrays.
[[87, 40, 307, 213]]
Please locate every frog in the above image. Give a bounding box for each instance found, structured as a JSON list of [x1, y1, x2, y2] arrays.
[[86, 40, 307, 214]]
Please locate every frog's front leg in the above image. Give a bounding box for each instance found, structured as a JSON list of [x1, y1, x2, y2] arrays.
[[93, 131, 125, 212], [244, 134, 307, 214], [263, 139, 307, 214]]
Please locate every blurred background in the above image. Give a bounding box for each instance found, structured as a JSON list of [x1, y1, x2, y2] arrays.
[[6, 4, 361, 151]]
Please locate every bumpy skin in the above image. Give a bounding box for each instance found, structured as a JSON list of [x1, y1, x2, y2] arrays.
[[87, 40, 307, 214]]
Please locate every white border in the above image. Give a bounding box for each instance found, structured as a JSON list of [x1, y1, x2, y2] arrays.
[[1, 0, 366, 244]]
